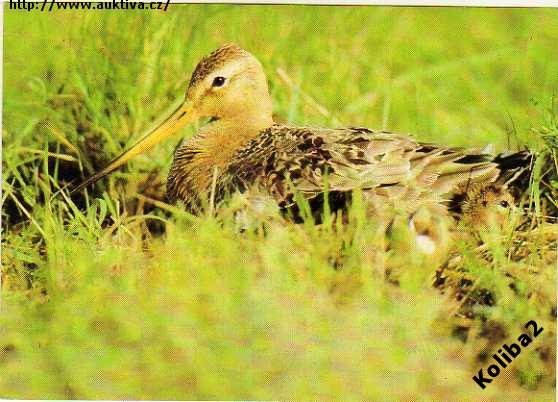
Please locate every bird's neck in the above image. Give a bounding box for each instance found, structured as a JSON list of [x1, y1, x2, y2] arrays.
[[196, 113, 273, 160], [175, 113, 274, 197]]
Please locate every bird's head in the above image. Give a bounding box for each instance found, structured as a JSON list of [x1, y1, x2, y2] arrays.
[[72, 43, 272, 194], [185, 43, 272, 121], [461, 184, 516, 228]]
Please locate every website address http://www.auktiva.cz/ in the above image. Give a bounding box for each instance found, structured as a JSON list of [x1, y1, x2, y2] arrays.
[[9, 0, 170, 12]]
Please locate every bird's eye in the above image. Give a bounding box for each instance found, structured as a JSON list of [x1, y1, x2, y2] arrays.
[[212, 76, 226, 87], [499, 200, 510, 208]]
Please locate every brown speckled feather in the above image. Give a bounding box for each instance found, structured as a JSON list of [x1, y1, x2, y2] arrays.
[[168, 124, 517, 218]]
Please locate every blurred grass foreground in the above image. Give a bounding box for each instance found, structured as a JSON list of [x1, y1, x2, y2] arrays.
[[2, 5, 557, 400]]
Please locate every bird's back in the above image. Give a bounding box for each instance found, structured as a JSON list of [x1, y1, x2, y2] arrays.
[[165, 123, 535, 222], [213, 124, 525, 219]]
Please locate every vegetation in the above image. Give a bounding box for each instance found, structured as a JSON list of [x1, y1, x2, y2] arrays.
[[2, 6, 557, 400]]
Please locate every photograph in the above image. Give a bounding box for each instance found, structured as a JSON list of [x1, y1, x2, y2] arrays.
[[2, 2, 557, 400]]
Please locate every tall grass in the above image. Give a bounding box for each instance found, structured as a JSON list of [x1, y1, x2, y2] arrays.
[[2, 5, 557, 400]]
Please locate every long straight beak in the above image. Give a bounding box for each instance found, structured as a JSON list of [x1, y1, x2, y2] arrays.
[[71, 100, 195, 195]]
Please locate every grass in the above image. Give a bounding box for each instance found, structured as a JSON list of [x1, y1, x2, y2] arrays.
[[2, 5, 557, 400]]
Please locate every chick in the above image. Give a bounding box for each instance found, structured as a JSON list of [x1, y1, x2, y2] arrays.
[[453, 183, 516, 229]]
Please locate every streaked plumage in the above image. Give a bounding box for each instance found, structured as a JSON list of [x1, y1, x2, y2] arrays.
[[74, 43, 534, 224], [169, 123, 527, 219]]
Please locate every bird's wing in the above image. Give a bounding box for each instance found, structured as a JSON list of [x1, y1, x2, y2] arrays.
[[224, 125, 500, 209]]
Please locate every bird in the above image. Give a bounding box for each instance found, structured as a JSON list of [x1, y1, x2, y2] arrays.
[[72, 43, 533, 224], [452, 183, 516, 228], [409, 183, 517, 255]]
